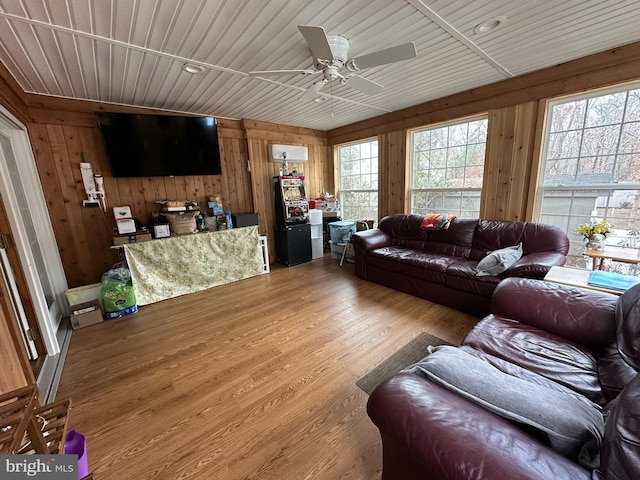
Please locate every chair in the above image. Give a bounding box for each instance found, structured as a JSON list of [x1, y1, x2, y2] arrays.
[[340, 221, 370, 267]]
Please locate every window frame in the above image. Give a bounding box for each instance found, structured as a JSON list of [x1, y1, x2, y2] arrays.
[[408, 115, 489, 217], [336, 137, 379, 223], [534, 80, 640, 264]]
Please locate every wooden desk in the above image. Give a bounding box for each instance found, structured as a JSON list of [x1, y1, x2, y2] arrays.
[[584, 246, 640, 271], [544, 266, 623, 295]]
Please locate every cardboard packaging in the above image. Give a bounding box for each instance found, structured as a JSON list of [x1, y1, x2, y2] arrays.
[[113, 233, 152, 245], [70, 300, 104, 330], [152, 224, 170, 238], [116, 218, 136, 234], [114, 206, 136, 234], [316, 200, 338, 212]]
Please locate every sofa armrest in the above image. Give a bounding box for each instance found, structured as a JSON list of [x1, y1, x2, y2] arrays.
[[367, 373, 591, 480], [351, 228, 391, 251], [505, 251, 567, 279], [491, 278, 617, 349]]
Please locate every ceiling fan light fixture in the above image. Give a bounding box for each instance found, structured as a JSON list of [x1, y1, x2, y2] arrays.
[[326, 35, 350, 64], [473, 16, 507, 35], [182, 63, 205, 74]]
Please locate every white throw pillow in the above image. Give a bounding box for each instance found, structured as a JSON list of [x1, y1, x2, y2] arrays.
[[475, 242, 523, 276]]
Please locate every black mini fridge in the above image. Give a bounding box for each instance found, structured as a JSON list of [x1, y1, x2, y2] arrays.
[[275, 223, 312, 266]]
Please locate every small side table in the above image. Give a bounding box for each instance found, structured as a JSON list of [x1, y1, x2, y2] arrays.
[[543, 266, 623, 295], [583, 246, 640, 271]]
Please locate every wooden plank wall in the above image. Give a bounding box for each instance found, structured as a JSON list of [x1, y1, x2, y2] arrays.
[[26, 109, 255, 287], [328, 41, 640, 223], [480, 102, 539, 221], [243, 120, 330, 260], [19, 99, 332, 286], [378, 130, 407, 219]]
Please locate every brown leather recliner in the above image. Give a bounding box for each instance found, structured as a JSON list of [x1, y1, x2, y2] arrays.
[[367, 278, 640, 480]]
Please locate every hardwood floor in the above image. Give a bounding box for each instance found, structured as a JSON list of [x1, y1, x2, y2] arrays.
[[56, 255, 478, 479]]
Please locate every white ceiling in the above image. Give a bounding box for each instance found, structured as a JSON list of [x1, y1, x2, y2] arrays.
[[1, 0, 640, 131]]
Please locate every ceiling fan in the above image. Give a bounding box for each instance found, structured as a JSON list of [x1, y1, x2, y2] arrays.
[[249, 25, 417, 101]]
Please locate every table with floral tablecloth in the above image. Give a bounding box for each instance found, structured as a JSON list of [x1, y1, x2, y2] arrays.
[[123, 226, 264, 305]]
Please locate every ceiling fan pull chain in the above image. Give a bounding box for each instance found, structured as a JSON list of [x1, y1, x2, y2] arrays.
[[330, 80, 335, 118]]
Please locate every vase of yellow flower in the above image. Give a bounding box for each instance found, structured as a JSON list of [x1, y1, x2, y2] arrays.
[[576, 219, 611, 251]]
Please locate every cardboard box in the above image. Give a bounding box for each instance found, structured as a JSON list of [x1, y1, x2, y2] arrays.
[[113, 206, 133, 218], [113, 233, 152, 245], [70, 300, 104, 330], [116, 218, 136, 234], [316, 200, 338, 212]]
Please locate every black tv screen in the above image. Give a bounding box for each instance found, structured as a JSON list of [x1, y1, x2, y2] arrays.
[[96, 112, 222, 177]]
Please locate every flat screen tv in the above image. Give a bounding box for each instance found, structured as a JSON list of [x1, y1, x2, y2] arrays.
[[96, 112, 222, 177]]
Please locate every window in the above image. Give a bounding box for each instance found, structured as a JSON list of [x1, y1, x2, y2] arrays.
[[409, 117, 488, 217], [337, 139, 378, 222], [537, 83, 640, 268]]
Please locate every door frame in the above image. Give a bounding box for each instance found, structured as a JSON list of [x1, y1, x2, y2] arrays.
[[0, 246, 38, 359], [0, 105, 68, 356]]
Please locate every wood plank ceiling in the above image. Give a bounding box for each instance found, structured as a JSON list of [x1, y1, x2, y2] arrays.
[[1, 0, 640, 131]]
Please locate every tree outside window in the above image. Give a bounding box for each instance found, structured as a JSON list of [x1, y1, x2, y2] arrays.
[[409, 117, 488, 217], [337, 139, 378, 223], [538, 85, 640, 270]]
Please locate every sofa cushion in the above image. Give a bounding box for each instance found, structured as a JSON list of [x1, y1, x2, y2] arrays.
[[598, 342, 639, 401], [406, 345, 604, 467], [365, 246, 415, 273], [378, 214, 477, 258], [475, 243, 523, 276], [468, 220, 569, 261], [469, 220, 526, 260], [366, 248, 448, 283], [445, 261, 501, 297], [463, 315, 608, 406], [459, 346, 599, 407], [600, 373, 640, 480], [615, 282, 640, 371]]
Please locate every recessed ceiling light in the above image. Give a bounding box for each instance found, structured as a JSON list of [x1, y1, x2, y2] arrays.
[[183, 63, 205, 74], [314, 97, 328, 103], [473, 16, 507, 34]]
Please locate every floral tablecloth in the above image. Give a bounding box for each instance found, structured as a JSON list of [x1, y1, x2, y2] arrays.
[[124, 226, 264, 305]]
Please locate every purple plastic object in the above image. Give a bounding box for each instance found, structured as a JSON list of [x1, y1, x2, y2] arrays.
[[64, 429, 89, 479]]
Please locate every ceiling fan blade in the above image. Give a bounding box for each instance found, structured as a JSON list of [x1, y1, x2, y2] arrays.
[[298, 25, 334, 60], [345, 75, 384, 95], [348, 42, 417, 70], [249, 69, 318, 76], [299, 80, 327, 102]]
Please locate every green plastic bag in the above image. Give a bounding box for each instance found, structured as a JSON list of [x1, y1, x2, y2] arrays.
[[100, 262, 137, 319]]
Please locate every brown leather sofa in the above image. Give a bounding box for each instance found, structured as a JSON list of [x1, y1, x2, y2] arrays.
[[352, 214, 569, 316], [367, 278, 640, 480]]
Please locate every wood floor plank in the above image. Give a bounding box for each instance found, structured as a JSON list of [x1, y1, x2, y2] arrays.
[[56, 255, 477, 479]]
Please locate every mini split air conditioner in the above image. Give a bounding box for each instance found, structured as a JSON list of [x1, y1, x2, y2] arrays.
[[269, 144, 308, 162]]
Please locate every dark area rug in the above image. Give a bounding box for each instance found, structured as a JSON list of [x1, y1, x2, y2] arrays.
[[356, 332, 453, 395]]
